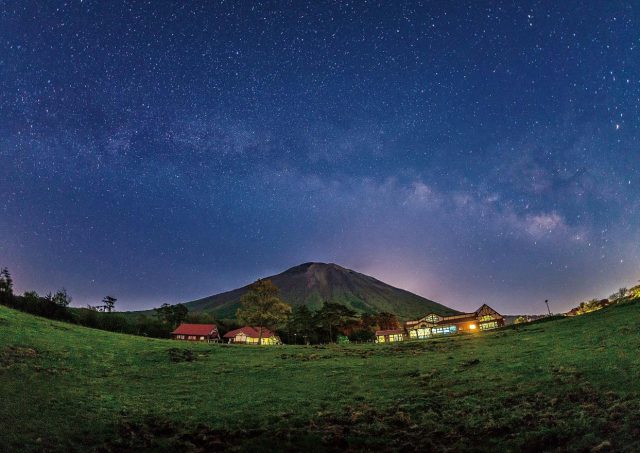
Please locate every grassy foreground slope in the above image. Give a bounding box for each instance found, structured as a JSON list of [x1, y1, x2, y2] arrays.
[[1, 303, 640, 452]]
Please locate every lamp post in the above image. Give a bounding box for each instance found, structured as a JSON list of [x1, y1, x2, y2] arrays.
[[545, 299, 551, 315]]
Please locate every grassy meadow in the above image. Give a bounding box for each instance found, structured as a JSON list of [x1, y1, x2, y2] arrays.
[[1, 301, 640, 452]]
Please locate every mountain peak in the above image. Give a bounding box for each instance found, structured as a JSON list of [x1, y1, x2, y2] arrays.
[[282, 262, 344, 273], [183, 262, 459, 320]]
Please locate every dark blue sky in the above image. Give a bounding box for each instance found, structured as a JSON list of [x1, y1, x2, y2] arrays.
[[1, 1, 639, 314]]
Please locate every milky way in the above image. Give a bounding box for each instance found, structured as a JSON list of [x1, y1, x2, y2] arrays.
[[1, 1, 639, 313]]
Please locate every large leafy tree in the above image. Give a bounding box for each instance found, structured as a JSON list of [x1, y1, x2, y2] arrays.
[[154, 303, 189, 329], [375, 312, 400, 330], [287, 305, 315, 344], [316, 302, 357, 343], [172, 304, 189, 326], [237, 279, 292, 345]]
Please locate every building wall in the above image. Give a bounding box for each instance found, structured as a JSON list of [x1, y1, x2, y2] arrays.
[[376, 333, 404, 343], [405, 309, 504, 340], [230, 333, 279, 345], [172, 334, 211, 341]]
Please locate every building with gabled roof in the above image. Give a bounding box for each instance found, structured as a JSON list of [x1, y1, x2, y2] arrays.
[[223, 326, 281, 345], [404, 304, 504, 340], [171, 323, 220, 342]]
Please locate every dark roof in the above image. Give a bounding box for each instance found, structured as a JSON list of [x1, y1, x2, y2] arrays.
[[223, 326, 276, 339], [375, 329, 405, 336], [406, 313, 476, 327], [171, 323, 218, 336], [406, 304, 504, 328], [475, 303, 503, 317], [441, 314, 478, 323]]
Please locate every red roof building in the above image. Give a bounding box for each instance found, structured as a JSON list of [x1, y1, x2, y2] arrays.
[[223, 326, 280, 345], [171, 323, 220, 342]]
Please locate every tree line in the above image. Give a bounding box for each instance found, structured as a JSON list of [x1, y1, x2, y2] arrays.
[[0, 267, 399, 343], [568, 286, 639, 316], [0, 266, 195, 337]]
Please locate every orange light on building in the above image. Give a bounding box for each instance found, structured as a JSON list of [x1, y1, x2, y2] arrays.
[[469, 324, 477, 330]]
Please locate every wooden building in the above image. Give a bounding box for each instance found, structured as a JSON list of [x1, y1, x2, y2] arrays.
[[171, 323, 221, 343], [223, 326, 281, 345], [375, 328, 406, 343], [405, 304, 504, 340]]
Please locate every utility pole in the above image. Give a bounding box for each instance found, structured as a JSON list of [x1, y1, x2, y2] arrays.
[[544, 299, 551, 315]]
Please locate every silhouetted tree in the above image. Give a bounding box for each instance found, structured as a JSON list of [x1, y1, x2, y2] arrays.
[[51, 289, 72, 307], [23, 291, 40, 304], [0, 267, 13, 301], [102, 295, 117, 313], [611, 287, 628, 301]]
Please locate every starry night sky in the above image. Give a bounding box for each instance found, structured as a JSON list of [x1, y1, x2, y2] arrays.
[[1, 1, 639, 314]]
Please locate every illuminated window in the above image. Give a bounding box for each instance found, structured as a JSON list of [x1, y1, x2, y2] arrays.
[[479, 315, 494, 322], [432, 325, 457, 335], [480, 321, 498, 330], [416, 328, 430, 339]]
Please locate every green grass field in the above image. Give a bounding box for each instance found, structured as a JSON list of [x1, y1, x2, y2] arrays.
[[1, 302, 639, 452]]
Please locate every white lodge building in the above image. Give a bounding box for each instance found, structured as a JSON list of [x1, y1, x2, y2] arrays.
[[376, 304, 505, 343]]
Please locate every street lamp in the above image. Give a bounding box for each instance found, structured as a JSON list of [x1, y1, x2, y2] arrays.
[[545, 299, 551, 315]]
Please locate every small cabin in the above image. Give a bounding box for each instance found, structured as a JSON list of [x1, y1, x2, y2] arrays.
[[171, 323, 220, 343], [223, 326, 281, 345], [375, 329, 405, 343]]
